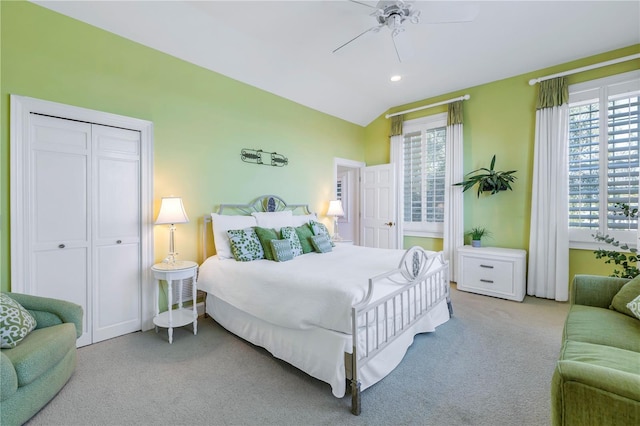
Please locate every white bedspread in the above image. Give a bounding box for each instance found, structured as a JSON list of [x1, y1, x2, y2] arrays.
[[198, 245, 435, 334]]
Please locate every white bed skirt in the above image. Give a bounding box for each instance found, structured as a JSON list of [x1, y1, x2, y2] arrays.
[[206, 293, 450, 398]]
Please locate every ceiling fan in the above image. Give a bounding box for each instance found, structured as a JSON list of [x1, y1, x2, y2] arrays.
[[333, 0, 479, 62]]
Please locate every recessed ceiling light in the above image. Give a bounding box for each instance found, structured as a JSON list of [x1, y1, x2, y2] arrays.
[[390, 75, 402, 82]]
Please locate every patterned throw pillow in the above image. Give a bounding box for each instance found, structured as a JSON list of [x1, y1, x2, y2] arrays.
[[310, 220, 335, 247], [0, 293, 37, 348], [270, 239, 294, 262], [610, 276, 640, 318], [254, 227, 280, 261], [627, 294, 640, 320], [227, 228, 264, 262], [294, 223, 315, 254], [311, 234, 333, 253], [280, 226, 303, 257]]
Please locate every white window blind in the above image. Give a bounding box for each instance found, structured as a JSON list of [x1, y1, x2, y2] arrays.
[[568, 71, 640, 247], [402, 114, 446, 236]]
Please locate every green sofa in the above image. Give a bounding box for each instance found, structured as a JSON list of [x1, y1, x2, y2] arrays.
[[552, 275, 640, 425], [0, 293, 83, 426]]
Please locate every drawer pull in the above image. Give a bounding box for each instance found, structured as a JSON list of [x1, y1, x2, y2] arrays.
[[116, 240, 122, 244], [480, 279, 494, 283], [58, 244, 65, 249], [480, 264, 494, 269]]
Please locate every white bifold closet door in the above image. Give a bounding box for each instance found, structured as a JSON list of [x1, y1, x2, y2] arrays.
[[28, 114, 141, 347]]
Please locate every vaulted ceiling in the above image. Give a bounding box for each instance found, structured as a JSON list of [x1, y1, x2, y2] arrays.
[[33, 1, 640, 126]]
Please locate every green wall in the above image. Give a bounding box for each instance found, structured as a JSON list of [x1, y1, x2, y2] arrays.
[[365, 44, 640, 286], [0, 1, 365, 292]]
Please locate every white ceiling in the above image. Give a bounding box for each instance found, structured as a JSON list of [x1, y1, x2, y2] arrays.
[[33, 1, 640, 126]]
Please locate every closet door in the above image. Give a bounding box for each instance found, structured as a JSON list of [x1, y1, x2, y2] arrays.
[[92, 124, 142, 343], [29, 115, 93, 347]]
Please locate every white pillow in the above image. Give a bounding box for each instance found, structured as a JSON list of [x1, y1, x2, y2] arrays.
[[251, 210, 294, 231], [291, 213, 317, 227], [211, 213, 257, 260]]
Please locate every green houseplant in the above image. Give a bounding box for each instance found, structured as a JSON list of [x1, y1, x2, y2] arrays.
[[454, 155, 517, 197], [468, 227, 490, 247], [593, 203, 639, 278]]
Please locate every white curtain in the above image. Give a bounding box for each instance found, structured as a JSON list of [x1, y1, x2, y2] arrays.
[[390, 134, 404, 250], [443, 106, 464, 282], [528, 78, 569, 301]]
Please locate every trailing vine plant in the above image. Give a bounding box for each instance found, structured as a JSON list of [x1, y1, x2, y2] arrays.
[[592, 202, 639, 278]]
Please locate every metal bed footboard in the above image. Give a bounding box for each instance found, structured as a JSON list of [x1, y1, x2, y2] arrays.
[[349, 247, 451, 415]]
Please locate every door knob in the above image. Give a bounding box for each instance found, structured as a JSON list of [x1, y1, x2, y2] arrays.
[[384, 222, 395, 227]]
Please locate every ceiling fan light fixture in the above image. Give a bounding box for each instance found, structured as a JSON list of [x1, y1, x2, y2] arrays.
[[390, 75, 402, 82]]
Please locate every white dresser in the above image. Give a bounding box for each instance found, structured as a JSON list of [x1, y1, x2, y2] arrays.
[[457, 246, 527, 302]]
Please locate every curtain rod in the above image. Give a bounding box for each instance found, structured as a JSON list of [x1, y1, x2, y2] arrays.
[[528, 53, 640, 86], [385, 94, 470, 119]]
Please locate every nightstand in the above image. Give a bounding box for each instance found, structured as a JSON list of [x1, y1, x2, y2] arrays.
[[457, 246, 527, 302], [151, 260, 198, 343]]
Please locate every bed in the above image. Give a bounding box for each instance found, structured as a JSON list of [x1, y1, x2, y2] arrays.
[[197, 195, 452, 415]]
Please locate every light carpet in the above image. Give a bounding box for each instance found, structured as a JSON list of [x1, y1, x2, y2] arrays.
[[26, 286, 569, 426]]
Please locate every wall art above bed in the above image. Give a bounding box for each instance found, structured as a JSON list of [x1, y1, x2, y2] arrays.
[[241, 148, 288, 167]]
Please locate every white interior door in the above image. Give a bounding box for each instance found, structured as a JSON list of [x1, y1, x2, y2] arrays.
[[361, 164, 397, 249], [29, 115, 93, 346], [92, 124, 142, 343]]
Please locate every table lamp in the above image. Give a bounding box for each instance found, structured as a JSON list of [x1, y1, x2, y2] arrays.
[[155, 197, 189, 265], [327, 200, 345, 241]]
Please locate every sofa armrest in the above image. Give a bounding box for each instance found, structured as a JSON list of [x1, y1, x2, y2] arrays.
[[0, 352, 18, 401], [552, 360, 640, 425], [6, 293, 83, 339], [570, 275, 630, 308]]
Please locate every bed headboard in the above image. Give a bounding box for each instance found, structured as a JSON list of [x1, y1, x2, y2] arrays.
[[201, 195, 313, 261]]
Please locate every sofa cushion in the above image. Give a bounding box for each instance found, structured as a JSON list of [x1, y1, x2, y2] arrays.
[[564, 305, 640, 352], [1, 323, 77, 387], [0, 293, 37, 349], [610, 276, 640, 319], [560, 340, 640, 376]]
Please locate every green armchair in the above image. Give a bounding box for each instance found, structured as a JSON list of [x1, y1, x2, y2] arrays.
[[1, 292, 83, 426]]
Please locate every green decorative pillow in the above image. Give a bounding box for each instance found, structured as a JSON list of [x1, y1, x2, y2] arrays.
[[294, 223, 315, 254], [610, 276, 640, 318], [270, 239, 294, 262], [627, 294, 640, 320], [227, 227, 264, 262], [280, 226, 303, 257], [1, 293, 37, 349], [254, 227, 280, 261], [310, 220, 335, 247], [311, 234, 333, 253]]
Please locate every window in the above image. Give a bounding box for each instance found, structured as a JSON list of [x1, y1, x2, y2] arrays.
[[402, 114, 447, 237], [568, 71, 640, 248]]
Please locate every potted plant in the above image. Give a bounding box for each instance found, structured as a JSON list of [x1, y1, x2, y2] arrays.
[[454, 155, 517, 197], [468, 227, 490, 247]]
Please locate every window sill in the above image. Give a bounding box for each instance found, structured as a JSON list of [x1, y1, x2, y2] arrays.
[[570, 240, 638, 251]]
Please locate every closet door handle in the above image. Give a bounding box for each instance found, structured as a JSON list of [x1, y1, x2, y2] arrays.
[[480, 264, 494, 269], [58, 244, 65, 249]]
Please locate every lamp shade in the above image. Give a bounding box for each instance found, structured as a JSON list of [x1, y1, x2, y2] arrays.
[[327, 200, 345, 217], [155, 197, 189, 225]]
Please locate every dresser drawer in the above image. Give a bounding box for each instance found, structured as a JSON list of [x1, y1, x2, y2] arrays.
[[461, 257, 515, 294], [457, 246, 527, 302]]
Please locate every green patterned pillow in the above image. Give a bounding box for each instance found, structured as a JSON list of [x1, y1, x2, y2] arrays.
[[254, 227, 280, 261], [227, 227, 264, 261], [1, 293, 37, 348], [294, 223, 315, 254], [627, 294, 640, 320], [270, 239, 294, 262], [280, 226, 303, 257], [310, 220, 335, 247], [311, 234, 333, 253], [610, 276, 640, 318]]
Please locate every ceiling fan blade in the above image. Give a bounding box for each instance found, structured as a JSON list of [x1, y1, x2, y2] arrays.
[[333, 24, 384, 54], [419, 3, 479, 24], [391, 28, 414, 62], [348, 0, 378, 9]]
